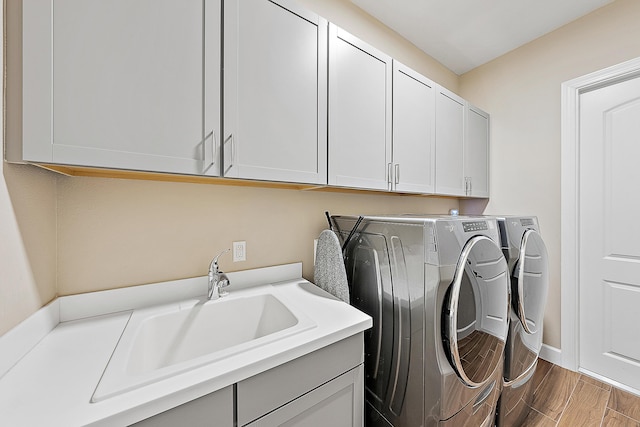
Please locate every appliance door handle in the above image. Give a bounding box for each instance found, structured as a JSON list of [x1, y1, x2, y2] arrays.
[[370, 249, 384, 380], [515, 229, 549, 335]]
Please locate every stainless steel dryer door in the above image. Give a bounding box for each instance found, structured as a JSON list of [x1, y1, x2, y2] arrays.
[[443, 236, 510, 387]]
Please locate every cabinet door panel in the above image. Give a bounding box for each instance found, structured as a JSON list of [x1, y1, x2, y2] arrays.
[[392, 62, 435, 194], [328, 25, 392, 191], [238, 334, 363, 426], [50, 0, 219, 175], [435, 87, 465, 196], [246, 365, 364, 427], [224, 0, 327, 184], [466, 105, 490, 198]]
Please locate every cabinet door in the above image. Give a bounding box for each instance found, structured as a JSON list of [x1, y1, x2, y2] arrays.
[[328, 24, 392, 191], [465, 105, 490, 198], [435, 86, 465, 196], [223, 0, 327, 184], [237, 334, 363, 426], [392, 61, 436, 194], [130, 386, 233, 427], [246, 365, 364, 427], [22, 0, 221, 176]]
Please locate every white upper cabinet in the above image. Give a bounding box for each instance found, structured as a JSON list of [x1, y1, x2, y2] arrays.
[[16, 0, 221, 176], [9, 1, 490, 198], [465, 104, 490, 198], [434, 86, 490, 198], [328, 24, 392, 191], [435, 86, 466, 196], [223, 0, 327, 184], [392, 61, 436, 194]]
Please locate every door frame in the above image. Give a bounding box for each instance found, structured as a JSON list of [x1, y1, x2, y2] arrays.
[[561, 56, 640, 372]]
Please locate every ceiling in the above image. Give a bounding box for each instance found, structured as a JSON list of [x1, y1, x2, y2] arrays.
[[350, 0, 615, 75]]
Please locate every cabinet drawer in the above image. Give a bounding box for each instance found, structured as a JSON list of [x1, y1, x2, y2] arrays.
[[246, 365, 364, 427], [130, 385, 233, 427], [237, 333, 363, 426]]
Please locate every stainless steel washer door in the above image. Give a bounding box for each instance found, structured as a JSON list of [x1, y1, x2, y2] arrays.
[[514, 230, 549, 335], [443, 236, 510, 387]]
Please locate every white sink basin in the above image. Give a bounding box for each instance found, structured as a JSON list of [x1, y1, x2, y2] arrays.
[[127, 294, 298, 375], [92, 287, 315, 401]]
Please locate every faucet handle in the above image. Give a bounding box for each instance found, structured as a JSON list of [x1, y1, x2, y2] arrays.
[[209, 248, 230, 274], [217, 273, 231, 298]]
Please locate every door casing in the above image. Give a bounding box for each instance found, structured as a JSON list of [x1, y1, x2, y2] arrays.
[[561, 56, 640, 391]]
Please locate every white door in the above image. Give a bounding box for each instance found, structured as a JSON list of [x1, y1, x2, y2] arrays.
[[223, 0, 327, 184], [579, 73, 640, 390], [392, 61, 436, 194], [328, 24, 392, 191]]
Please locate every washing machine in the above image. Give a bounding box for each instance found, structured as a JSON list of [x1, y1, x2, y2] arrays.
[[495, 216, 549, 426], [330, 214, 510, 427]]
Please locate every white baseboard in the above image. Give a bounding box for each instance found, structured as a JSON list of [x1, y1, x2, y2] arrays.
[[540, 344, 640, 396], [539, 344, 563, 367], [579, 368, 640, 397]]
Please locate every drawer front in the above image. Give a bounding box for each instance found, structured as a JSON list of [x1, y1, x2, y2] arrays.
[[246, 365, 364, 427], [131, 385, 233, 427], [237, 333, 364, 426]]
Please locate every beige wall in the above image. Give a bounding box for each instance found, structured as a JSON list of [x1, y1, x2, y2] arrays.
[[459, 0, 640, 348], [0, 3, 58, 336], [57, 178, 457, 295], [0, 162, 57, 336]]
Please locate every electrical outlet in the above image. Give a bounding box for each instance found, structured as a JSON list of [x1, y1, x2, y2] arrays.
[[233, 241, 246, 262]]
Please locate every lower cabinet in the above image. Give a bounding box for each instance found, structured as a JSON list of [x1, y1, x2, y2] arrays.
[[131, 334, 364, 427]]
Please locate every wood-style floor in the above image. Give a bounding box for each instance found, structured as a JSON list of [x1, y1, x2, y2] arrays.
[[520, 359, 640, 426]]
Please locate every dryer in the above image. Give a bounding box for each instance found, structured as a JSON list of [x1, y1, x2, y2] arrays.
[[495, 216, 549, 426], [331, 215, 510, 427]]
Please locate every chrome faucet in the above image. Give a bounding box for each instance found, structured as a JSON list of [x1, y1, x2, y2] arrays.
[[208, 249, 231, 300]]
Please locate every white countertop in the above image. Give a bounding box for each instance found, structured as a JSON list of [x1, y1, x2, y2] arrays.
[[0, 263, 371, 426]]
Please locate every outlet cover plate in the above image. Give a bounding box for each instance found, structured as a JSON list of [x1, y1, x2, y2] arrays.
[[233, 241, 246, 262]]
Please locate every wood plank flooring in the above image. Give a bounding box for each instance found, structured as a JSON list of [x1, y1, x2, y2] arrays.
[[520, 359, 640, 426]]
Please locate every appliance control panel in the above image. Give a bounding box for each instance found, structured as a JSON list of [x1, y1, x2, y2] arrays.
[[520, 218, 535, 227], [462, 221, 488, 232]]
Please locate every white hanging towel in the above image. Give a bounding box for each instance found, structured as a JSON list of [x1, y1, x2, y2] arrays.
[[313, 229, 350, 303]]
